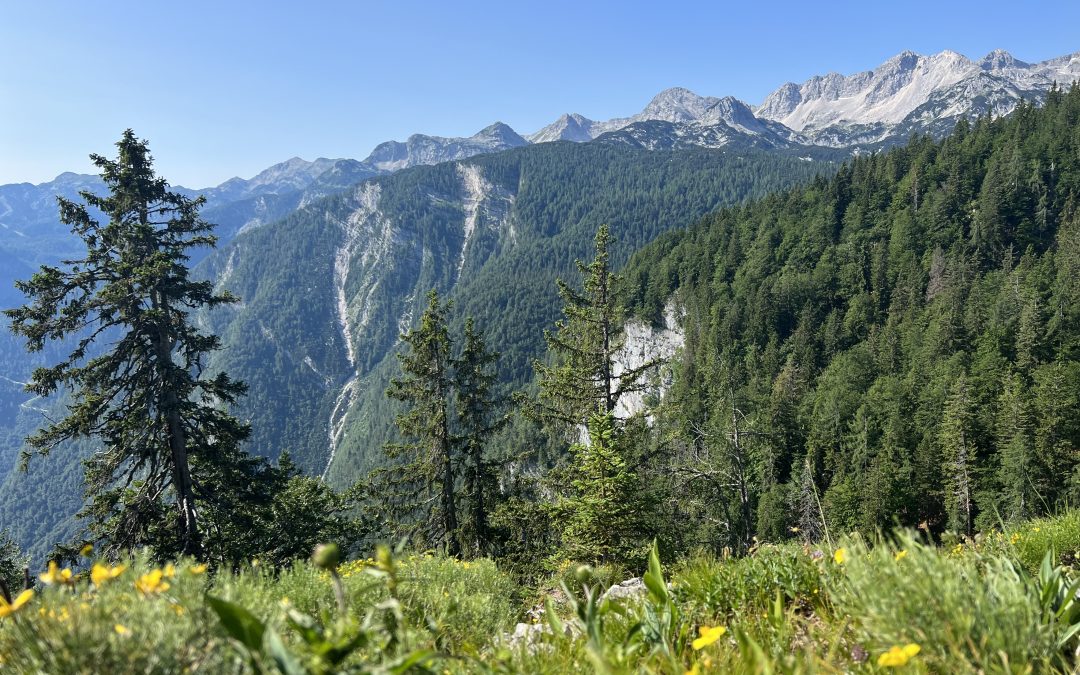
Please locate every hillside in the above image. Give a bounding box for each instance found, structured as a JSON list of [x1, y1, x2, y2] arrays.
[[197, 141, 837, 481], [623, 85, 1080, 548]]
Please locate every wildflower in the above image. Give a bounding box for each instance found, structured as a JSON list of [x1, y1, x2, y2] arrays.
[[91, 563, 126, 587], [789, 526, 800, 533], [163, 563, 176, 578], [1034, 527, 1041, 533], [189, 563, 208, 575], [39, 561, 74, 586], [877, 643, 920, 667], [683, 664, 702, 675], [0, 589, 34, 618], [894, 550, 908, 562], [692, 625, 727, 650], [833, 548, 847, 565], [114, 624, 132, 636], [135, 569, 171, 595], [171, 603, 185, 616], [79, 543, 94, 557]]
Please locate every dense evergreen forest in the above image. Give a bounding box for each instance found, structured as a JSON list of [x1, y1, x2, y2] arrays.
[[190, 140, 835, 483], [620, 85, 1080, 552]]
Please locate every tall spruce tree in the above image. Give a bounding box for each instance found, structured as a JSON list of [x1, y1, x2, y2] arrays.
[[4, 130, 250, 558], [454, 317, 506, 557], [534, 225, 655, 567], [384, 290, 460, 556], [534, 224, 654, 429], [549, 410, 646, 566]]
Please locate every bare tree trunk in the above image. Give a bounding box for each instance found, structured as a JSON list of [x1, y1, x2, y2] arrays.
[[153, 290, 200, 557]]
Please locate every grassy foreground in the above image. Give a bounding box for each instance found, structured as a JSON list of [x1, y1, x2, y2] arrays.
[[3, 513, 1080, 673]]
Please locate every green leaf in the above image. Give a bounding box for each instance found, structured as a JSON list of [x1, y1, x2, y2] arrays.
[[643, 539, 668, 604], [545, 596, 566, 636], [207, 594, 267, 652], [264, 627, 306, 675], [386, 649, 439, 674]]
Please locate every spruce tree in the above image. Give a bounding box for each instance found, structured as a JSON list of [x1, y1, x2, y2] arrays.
[[384, 290, 460, 556], [549, 410, 646, 566], [534, 225, 654, 428], [534, 225, 655, 567], [4, 130, 250, 558], [454, 317, 506, 557]]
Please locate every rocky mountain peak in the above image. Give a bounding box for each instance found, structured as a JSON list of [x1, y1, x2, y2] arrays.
[[641, 87, 721, 124], [980, 49, 1028, 71], [472, 122, 528, 147]]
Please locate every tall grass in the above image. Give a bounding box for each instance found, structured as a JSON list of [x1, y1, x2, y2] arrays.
[[2, 513, 1080, 672]]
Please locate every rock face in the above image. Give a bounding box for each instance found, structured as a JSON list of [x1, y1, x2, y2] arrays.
[[505, 622, 552, 652], [600, 577, 647, 604], [612, 302, 685, 421]]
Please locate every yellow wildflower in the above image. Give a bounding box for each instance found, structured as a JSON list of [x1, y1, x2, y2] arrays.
[[163, 563, 176, 578], [39, 561, 74, 586], [171, 603, 185, 616], [91, 563, 126, 587], [0, 589, 34, 618], [79, 543, 94, 557], [692, 625, 727, 650], [878, 643, 921, 667], [189, 563, 208, 575], [135, 569, 171, 595], [833, 548, 847, 565], [114, 624, 132, 636], [683, 664, 702, 675], [894, 550, 908, 562]]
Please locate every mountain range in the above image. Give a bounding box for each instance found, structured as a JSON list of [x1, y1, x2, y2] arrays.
[[5, 47, 1077, 266], [1, 46, 1079, 558]]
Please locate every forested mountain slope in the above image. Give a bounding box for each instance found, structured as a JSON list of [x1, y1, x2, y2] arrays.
[[623, 85, 1080, 546], [197, 141, 837, 482]]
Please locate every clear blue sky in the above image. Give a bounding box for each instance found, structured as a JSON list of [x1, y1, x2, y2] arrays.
[[3, 0, 1079, 188]]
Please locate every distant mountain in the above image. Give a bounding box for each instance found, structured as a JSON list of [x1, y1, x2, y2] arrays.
[[363, 123, 528, 172], [0, 121, 529, 280], [529, 49, 1080, 150], [754, 49, 1080, 145]]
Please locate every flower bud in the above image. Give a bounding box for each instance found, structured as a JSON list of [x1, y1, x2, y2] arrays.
[[312, 543, 341, 571]]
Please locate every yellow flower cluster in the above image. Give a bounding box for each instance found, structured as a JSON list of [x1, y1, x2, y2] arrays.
[[691, 625, 726, 650], [0, 590, 33, 618], [878, 643, 920, 667], [135, 569, 171, 595], [39, 561, 74, 586], [91, 563, 126, 587]]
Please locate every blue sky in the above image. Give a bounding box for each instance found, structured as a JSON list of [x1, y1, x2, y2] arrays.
[[2, 0, 1079, 187]]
